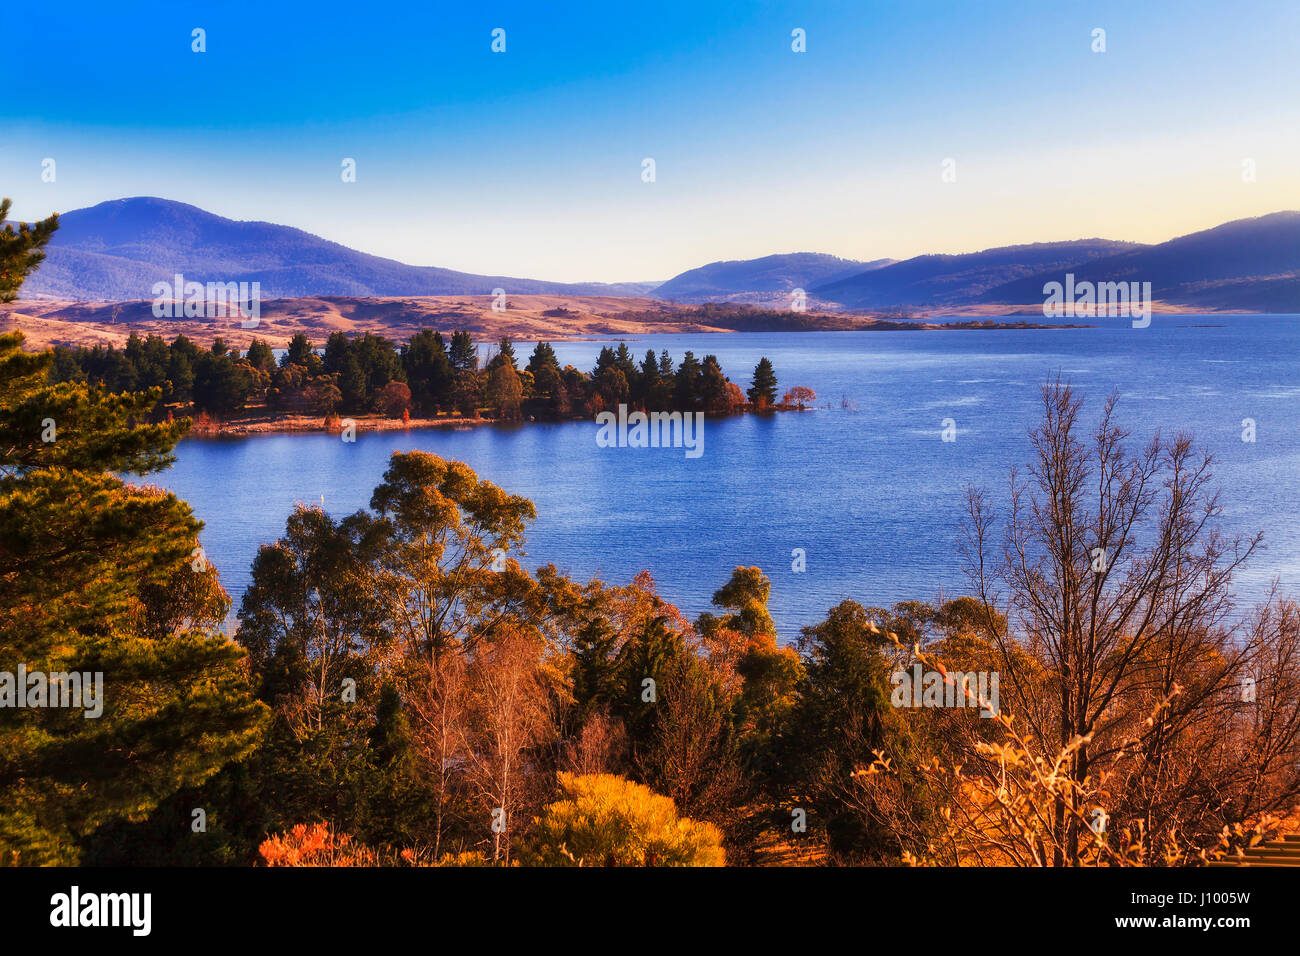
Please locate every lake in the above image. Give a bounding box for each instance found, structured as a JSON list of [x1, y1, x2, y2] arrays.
[[153, 315, 1300, 637]]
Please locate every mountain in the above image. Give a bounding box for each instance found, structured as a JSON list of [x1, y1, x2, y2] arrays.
[[17, 198, 1300, 312], [814, 213, 1300, 311], [18, 198, 660, 301], [651, 253, 893, 303], [813, 240, 1141, 309], [982, 212, 1300, 311]]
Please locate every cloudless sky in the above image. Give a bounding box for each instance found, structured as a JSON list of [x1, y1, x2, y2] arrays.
[[4, 0, 1298, 281]]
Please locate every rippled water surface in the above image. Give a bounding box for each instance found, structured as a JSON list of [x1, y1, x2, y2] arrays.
[[153, 316, 1300, 636]]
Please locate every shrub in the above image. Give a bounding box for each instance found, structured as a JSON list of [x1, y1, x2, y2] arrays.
[[522, 773, 725, 866], [259, 823, 377, 867]]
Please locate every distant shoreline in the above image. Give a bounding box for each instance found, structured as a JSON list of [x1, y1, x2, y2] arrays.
[[13, 294, 1289, 354], [0, 295, 1120, 351]]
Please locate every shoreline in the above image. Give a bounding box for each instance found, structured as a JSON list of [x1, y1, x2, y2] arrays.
[[186, 406, 810, 438], [187, 413, 501, 438]]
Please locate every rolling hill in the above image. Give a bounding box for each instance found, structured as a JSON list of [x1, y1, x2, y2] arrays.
[[18, 197, 660, 301], [651, 253, 894, 303], [980, 212, 1300, 310], [814, 213, 1300, 312], [812, 239, 1142, 308]]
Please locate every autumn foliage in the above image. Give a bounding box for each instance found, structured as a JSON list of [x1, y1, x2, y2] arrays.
[[523, 773, 725, 867], [259, 823, 377, 867]]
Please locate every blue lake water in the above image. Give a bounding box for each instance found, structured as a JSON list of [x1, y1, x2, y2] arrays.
[[153, 315, 1300, 638]]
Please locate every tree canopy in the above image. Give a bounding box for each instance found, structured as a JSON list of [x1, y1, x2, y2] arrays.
[[0, 212, 267, 863]]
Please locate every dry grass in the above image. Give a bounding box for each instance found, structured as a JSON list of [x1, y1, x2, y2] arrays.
[[3, 294, 842, 349]]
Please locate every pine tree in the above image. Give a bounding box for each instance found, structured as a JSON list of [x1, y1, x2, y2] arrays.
[[403, 329, 454, 414], [674, 351, 702, 410], [700, 355, 730, 414], [614, 616, 688, 748], [339, 354, 367, 412], [245, 338, 276, 372], [166, 344, 195, 404], [284, 333, 315, 368], [639, 349, 659, 386], [747, 357, 778, 408], [782, 601, 909, 860], [0, 217, 267, 863], [322, 331, 351, 374], [493, 336, 518, 370], [592, 346, 618, 379], [526, 341, 559, 378], [0, 198, 59, 304], [613, 343, 638, 393], [448, 332, 481, 416], [571, 619, 622, 722], [448, 331, 477, 373], [193, 350, 253, 417], [525, 341, 561, 404]]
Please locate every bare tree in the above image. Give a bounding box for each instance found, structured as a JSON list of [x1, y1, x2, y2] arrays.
[[458, 628, 554, 863], [404, 649, 469, 858], [960, 378, 1275, 863], [560, 709, 629, 776]]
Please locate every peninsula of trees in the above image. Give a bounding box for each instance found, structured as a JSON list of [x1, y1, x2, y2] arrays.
[[47, 330, 812, 431]]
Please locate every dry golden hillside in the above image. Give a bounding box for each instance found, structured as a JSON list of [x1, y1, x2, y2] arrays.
[[4, 294, 894, 349]]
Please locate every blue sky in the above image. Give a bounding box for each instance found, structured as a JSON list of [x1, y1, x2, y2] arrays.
[[4, 0, 1298, 281]]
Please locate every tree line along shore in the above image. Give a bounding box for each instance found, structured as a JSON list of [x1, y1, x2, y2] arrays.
[[46, 329, 814, 435]]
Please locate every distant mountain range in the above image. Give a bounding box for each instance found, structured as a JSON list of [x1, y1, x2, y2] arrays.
[[977, 212, 1300, 312], [812, 239, 1140, 308], [20, 198, 660, 301], [15, 198, 1300, 313], [751, 214, 1299, 313]]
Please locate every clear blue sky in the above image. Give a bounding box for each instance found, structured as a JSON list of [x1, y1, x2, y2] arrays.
[[4, 0, 1298, 281]]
